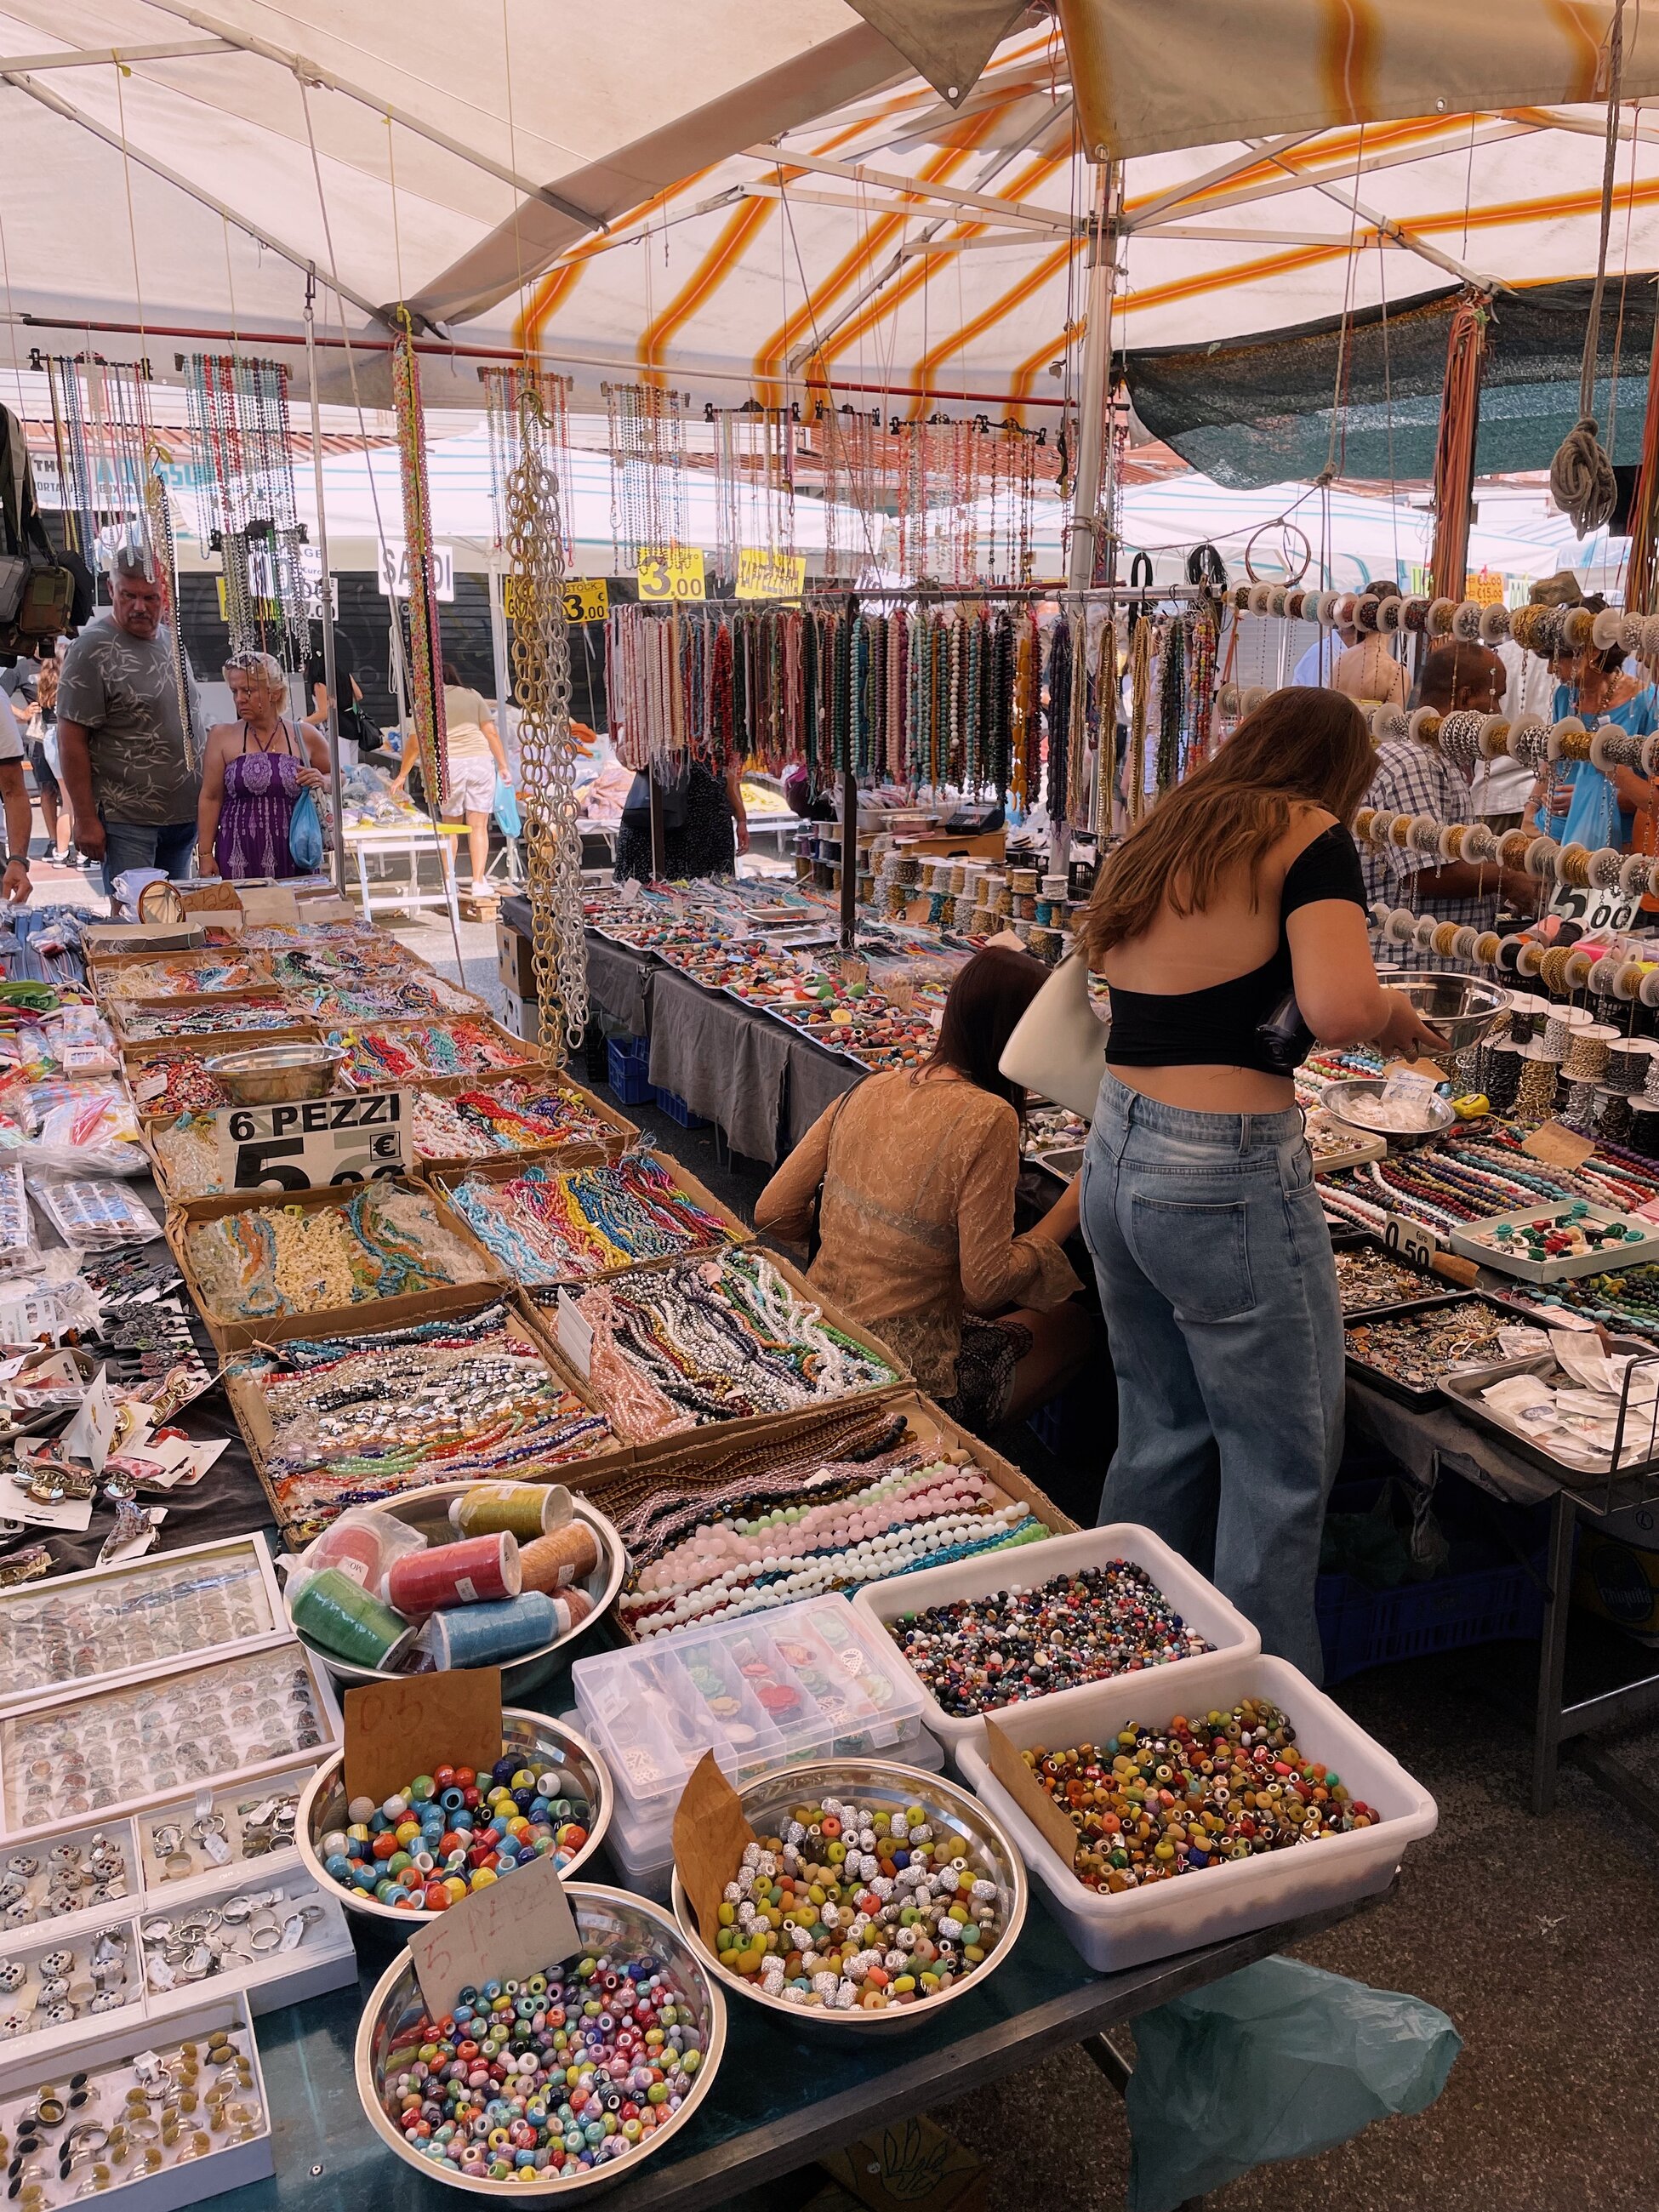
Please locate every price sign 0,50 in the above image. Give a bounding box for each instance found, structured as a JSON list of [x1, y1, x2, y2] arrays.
[[636, 547, 705, 603], [214, 1089, 409, 1193], [1382, 1211, 1440, 1269]]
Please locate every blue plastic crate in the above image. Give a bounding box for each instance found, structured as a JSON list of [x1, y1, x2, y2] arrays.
[[606, 1035, 653, 1107], [1316, 1478, 1548, 1685], [652, 1085, 708, 1129]]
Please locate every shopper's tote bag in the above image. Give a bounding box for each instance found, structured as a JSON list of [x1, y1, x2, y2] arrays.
[[998, 954, 1109, 1121]]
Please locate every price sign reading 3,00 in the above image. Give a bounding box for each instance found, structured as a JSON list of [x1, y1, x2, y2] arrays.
[[214, 1090, 409, 1192]]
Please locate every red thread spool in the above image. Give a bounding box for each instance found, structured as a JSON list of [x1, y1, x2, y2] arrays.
[[386, 1531, 522, 1617]]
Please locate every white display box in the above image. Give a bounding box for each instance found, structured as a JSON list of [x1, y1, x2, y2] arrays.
[[852, 1525, 1259, 1759], [0, 1535, 290, 1710], [955, 1652, 1437, 1975], [0, 1639, 342, 1840], [0, 1998, 274, 2207]]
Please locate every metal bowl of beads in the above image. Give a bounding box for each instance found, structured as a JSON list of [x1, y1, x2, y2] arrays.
[[1320, 1078, 1457, 1144], [284, 1489, 625, 1696], [206, 1041, 345, 1103], [669, 1759, 1028, 2038], [297, 1709, 614, 1963], [355, 1881, 727, 2195], [1384, 972, 1511, 1053]]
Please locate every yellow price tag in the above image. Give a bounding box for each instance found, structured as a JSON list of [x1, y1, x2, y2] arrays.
[[736, 547, 806, 601], [636, 547, 705, 603], [562, 578, 609, 624]]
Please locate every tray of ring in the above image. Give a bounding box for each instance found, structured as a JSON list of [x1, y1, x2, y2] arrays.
[[0, 1998, 275, 2199], [1343, 1294, 1522, 1409], [1333, 1236, 1481, 1322], [1439, 1340, 1659, 1495], [0, 1852, 354, 2081]]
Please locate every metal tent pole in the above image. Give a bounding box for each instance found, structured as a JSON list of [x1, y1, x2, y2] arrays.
[[303, 269, 347, 898], [1061, 161, 1120, 870]]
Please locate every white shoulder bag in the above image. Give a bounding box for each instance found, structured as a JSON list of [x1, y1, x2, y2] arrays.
[[998, 953, 1110, 1121]]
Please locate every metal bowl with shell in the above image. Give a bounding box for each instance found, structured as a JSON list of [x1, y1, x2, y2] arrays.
[[206, 1040, 345, 1103], [670, 1759, 1027, 2038], [298, 1708, 613, 1963], [356, 1882, 725, 2196], [1383, 972, 1510, 1054], [283, 1487, 623, 1695]]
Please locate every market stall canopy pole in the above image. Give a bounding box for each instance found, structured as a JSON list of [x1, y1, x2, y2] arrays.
[[1052, 0, 1659, 160]]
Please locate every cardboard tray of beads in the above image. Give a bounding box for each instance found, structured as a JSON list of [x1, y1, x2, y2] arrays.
[[167, 1177, 513, 1356], [1343, 1294, 1520, 1409], [851, 1523, 1261, 1758], [956, 1650, 1437, 1974], [526, 1243, 916, 1474], [0, 2001, 275, 2203], [1448, 1202, 1659, 1283], [220, 1289, 636, 1547], [328, 1015, 547, 1089], [1333, 1235, 1481, 1322], [410, 1069, 639, 1177], [581, 1390, 1076, 1646], [122, 1029, 329, 1123], [420, 1148, 752, 1295]]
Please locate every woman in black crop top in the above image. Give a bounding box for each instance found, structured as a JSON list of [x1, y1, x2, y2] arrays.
[[1075, 690, 1443, 1682]]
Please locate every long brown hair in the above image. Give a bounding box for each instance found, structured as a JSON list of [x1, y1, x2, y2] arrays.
[[927, 945, 1051, 1119], [1080, 686, 1372, 958]]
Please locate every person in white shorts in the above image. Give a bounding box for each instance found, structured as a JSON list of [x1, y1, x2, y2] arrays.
[[395, 658, 513, 896]]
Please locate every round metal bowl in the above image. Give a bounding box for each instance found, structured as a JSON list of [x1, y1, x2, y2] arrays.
[[284, 1491, 623, 1695], [1383, 972, 1511, 1053], [1320, 1076, 1457, 1144], [298, 1709, 613, 1953], [670, 1758, 1027, 2038], [355, 1882, 726, 2196], [206, 1041, 345, 1103]]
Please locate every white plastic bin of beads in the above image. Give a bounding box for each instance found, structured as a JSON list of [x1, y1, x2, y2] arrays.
[[955, 1651, 1437, 1975], [851, 1525, 1259, 1762]]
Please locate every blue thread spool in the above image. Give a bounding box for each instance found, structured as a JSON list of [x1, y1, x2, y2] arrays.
[[420, 1590, 560, 1670]]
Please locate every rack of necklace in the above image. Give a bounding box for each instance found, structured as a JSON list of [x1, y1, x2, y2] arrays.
[[557, 1247, 904, 1445], [221, 1298, 621, 1547]]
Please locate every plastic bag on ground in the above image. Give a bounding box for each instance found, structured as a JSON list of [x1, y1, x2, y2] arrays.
[[1124, 1957, 1461, 2212]]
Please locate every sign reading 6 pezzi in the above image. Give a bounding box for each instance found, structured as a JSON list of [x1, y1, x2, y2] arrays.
[[214, 1091, 408, 1191]]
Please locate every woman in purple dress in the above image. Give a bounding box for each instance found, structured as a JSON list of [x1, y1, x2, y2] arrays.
[[197, 652, 333, 881]]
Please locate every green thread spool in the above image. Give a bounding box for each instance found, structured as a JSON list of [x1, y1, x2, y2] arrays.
[[449, 1481, 571, 1541], [292, 1566, 415, 1670]]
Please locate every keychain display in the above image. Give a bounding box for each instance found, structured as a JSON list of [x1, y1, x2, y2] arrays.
[[0, 1161, 34, 1269], [0, 1825, 130, 1930], [26, 1180, 160, 1253], [0, 1921, 136, 2038], [140, 1774, 305, 1884]]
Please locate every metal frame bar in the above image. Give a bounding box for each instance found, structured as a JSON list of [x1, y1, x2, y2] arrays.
[[1129, 120, 1534, 227], [1122, 131, 1324, 229], [0, 37, 227, 69], [744, 180, 1070, 233], [744, 143, 1067, 229], [0, 67, 388, 324], [134, 0, 601, 230], [1134, 221, 1405, 248]]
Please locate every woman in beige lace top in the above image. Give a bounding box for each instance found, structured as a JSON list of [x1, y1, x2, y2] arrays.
[[755, 948, 1089, 1429]]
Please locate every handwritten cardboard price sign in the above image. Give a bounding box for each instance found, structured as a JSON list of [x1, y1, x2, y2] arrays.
[[343, 1668, 503, 1807], [409, 1847, 580, 2022]]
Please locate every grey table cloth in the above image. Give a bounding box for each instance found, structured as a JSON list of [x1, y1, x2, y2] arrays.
[[647, 970, 794, 1163]]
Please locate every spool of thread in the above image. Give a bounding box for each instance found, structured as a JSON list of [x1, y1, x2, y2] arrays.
[[1485, 1041, 1524, 1113], [386, 1531, 521, 1619], [420, 1590, 560, 1670], [450, 1483, 572, 1542], [305, 1514, 387, 1591], [1605, 1040, 1650, 1096], [291, 1569, 414, 1670], [519, 1521, 601, 1594]]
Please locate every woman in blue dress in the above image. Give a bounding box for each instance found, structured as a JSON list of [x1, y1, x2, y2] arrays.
[[1528, 601, 1659, 850]]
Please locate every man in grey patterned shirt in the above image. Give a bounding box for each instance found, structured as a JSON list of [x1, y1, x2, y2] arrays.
[[55, 554, 201, 896], [1362, 644, 1539, 971]]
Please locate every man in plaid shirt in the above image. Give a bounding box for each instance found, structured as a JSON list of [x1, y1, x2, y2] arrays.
[[1362, 645, 1540, 971]]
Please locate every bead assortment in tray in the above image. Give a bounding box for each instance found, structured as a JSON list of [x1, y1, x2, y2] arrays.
[[0, 1644, 341, 1838], [0, 2008, 276, 2198], [1331, 1239, 1470, 1319], [0, 1538, 285, 1708], [1343, 1296, 1538, 1407]]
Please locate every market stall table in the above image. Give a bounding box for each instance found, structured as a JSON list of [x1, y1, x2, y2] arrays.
[[344, 818, 466, 933], [242, 1884, 1388, 2212]]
